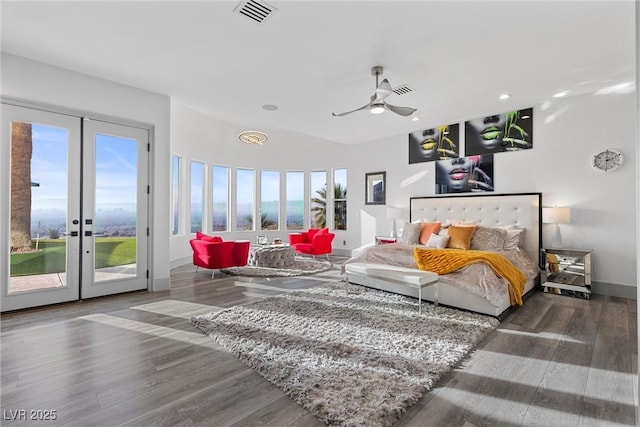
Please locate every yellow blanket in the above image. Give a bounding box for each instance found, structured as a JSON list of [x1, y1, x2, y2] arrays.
[[413, 247, 526, 306]]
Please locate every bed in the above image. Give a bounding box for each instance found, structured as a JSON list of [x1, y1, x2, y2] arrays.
[[342, 193, 542, 318]]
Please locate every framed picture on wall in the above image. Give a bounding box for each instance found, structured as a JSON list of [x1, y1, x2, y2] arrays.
[[435, 155, 494, 194], [409, 123, 460, 164], [465, 107, 533, 155], [365, 171, 386, 205]]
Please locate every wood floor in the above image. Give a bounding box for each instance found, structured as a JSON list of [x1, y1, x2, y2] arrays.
[[1, 258, 637, 427]]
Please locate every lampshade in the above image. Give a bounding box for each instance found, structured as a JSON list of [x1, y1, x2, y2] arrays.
[[386, 207, 402, 220], [542, 207, 571, 224]]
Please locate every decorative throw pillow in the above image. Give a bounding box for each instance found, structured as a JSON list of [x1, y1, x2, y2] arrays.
[[400, 222, 422, 244], [499, 226, 525, 250], [446, 225, 477, 250], [470, 226, 508, 251], [426, 233, 450, 248], [452, 220, 479, 227], [419, 222, 442, 245], [196, 231, 223, 243]]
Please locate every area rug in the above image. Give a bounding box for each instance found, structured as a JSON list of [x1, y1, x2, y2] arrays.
[[220, 256, 332, 277], [190, 282, 499, 426]]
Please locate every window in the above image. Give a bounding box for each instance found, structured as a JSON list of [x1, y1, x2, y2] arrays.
[[171, 155, 181, 235], [211, 165, 229, 232], [286, 171, 304, 230], [310, 170, 327, 229], [333, 168, 347, 230], [260, 170, 280, 230], [236, 168, 255, 231], [190, 161, 204, 233]]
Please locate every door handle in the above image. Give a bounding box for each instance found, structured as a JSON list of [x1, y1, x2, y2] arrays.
[[85, 231, 93, 236], [70, 231, 79, 237]]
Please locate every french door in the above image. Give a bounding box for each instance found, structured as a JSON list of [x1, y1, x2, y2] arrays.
[[1, 104, 149, 311]]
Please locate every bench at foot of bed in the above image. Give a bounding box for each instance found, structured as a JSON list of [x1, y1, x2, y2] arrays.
[[343, 262, 439, 314]]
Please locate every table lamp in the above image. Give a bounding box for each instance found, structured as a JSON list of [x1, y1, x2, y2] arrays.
[[542, 206, 571, 248], [386, 207, 403, 238]]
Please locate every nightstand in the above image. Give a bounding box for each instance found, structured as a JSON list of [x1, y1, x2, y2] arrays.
[[541, 248, 592, 299], [375, 236, 397, 245]]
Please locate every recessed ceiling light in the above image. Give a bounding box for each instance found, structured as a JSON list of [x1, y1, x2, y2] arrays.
[[262, 104, 278, 111], [553, 91, 569, 98], [411, 117, 420, 122], [499, 93, 511, 100]]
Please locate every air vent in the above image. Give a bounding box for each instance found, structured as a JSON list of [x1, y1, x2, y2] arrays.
[[233, 0, 277, 24], [393, 84, 413, 96]]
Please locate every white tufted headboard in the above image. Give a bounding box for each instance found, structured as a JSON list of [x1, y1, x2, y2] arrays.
[[410, 193, 542, 265]]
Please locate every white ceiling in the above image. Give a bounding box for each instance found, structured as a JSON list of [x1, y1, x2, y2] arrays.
[[1, 1, 636, 144]]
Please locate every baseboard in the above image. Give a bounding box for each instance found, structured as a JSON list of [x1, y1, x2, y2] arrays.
[[151, 277, 170, 292], [170, 256, 191, 270], [331, 248, 352, 257], [591, 281, 637, 299]]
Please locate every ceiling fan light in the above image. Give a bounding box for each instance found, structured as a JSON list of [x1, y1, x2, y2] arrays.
[[370, 104, 385, 115]]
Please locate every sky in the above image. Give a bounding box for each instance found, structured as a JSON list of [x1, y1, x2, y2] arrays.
[[30, 123, 138, 213]]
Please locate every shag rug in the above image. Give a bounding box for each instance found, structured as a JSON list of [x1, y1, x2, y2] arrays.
[[190, 282, 499, 426], [220, 256, 332, 277]]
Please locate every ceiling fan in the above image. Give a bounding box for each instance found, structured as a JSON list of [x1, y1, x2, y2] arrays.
[[332, 66, 417, 117]]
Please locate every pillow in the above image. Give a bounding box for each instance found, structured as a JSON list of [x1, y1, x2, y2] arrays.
[[196, 231, 223, 243], [419, 222, 442, 245], [452, 220, 479, 227], [426, 233, 450, 248], [399, 222, 422, 244], [470, 226, 508, 251], [307, 228, 321, 239], [498, 226, 525, 250], [446, 225, 477, 250]]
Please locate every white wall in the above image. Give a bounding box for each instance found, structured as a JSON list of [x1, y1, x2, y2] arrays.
[[169, 100, 353, 266], [344, 91, 637, 291], [1, 53, 172, 291]]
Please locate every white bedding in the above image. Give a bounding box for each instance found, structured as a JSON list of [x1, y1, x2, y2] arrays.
[[342, 243, 539, 307]]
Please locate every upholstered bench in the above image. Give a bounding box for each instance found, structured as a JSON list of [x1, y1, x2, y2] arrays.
[[343, 262, 439, 314], [248, 245, 295, 268]]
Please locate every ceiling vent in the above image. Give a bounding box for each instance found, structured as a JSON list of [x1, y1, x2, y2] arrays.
[[233, 0, 277, 24], [393, 84, 413, 96]]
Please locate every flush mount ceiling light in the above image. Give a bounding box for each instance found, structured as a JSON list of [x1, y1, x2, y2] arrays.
[[499, 93, 511, 100], [239, 130, 268, 145]]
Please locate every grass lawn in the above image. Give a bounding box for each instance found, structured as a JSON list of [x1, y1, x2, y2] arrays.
[[10, 237, 137, 276]]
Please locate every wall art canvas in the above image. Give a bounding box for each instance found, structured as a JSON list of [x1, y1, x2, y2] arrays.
[[409, 123, 460, 164], [436, 155, 494, 194], [464, 107, 533, 155]]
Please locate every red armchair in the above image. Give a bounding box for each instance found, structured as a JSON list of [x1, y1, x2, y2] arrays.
[[190, 232, 250, 278], [288, 228, 335, 260]]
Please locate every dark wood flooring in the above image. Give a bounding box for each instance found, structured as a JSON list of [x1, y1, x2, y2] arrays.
[[1, 257, 637, 426]]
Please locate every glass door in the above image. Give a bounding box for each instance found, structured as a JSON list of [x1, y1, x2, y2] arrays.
[[1, 104, 82, 311], [80, 119, 149, 298], [1, 104, 150, 311]]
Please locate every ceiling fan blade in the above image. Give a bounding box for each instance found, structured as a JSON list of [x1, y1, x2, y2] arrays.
[[332, 102, 372, 117], [373, 78, 393, 102], [384, 102, 417, 117]]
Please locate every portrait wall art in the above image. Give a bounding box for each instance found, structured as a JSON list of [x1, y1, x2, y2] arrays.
[[464, 107, 533, 156], [435, 155, 494, 194], [408, 123, 460, 164]]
